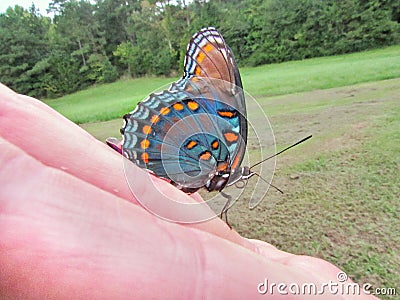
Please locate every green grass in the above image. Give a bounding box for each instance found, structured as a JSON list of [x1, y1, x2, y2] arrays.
[[44, 44, 400, 124], [283, 101, 400, 296], [44, 77, 177, 124], [241, 45, 400, 96]]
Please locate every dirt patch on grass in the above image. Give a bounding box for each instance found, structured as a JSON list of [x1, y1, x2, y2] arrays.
[[80, 119, 122, 143], [228, 80, 397, 229]]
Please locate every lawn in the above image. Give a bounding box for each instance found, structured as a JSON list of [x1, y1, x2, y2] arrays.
[[46, 46, 399, 298], [241, 45, 400, 96], [45, 44, 400, 124], [45, 77, 177, 124]]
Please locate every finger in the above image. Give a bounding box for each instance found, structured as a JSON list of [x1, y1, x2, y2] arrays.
[[1, 140, 373, 299], [0, 83, 135, 202], [0, 84, 256, 250]]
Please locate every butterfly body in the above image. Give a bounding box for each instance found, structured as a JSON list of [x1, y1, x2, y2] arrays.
[[108, 27, 251, 196]]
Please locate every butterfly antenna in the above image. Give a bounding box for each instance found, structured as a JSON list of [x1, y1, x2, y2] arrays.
[[250, 135, 312, 169], [252, 172, 284, 194]]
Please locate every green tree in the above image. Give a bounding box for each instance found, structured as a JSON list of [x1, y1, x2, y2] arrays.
[[95, 0, 141, 70], [0, 5, 51, 97], [113, 42, 145, 76], [114, 0, 177, 76]]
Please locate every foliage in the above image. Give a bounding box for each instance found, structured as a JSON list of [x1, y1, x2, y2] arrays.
[[87, 54, 118, 84], [0, 5, 51, 97], [0, 0, 399, 98]]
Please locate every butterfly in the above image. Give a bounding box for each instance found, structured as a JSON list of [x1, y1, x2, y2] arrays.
[[107, 27, 312, 222], [107, 27, 257, 220]]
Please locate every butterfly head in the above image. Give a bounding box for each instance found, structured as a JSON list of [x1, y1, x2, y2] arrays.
[[205, 161, 255, 192], [204, 161, 232, 192]]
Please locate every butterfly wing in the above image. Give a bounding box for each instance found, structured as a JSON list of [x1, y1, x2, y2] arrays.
[[121, 27, 247, 191], [181, 27, 248, 173], [183, 27, 240, 83], [122, 89, 226, 190]]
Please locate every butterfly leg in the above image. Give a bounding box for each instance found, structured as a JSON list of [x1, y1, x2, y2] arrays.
[[220, 191, 232, 229]]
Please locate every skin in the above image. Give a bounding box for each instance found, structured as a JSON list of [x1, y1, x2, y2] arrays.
[[0, 83, 377, 299]]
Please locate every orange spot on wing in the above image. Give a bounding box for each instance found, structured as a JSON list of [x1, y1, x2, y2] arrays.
[[142, 125, 152, 135], [231, 153, 241, 169], [141, 152, 149, 163], [224, 132, 239, 143], [160, 107, 170, 115], [173, 103, 184, 111], [140, 139, 150, 149], [197, 52, 205, 63], [199, 151, 211, 161], [204, 43, 214, 52], [217, 162, 228, 171], [151, 115, 160, 124], [212, 140, 219, 149], [195, 66, 202, 76], [186, 140, 197, 149], [187, 101, 199, 111], [218, 110, 235, 118]]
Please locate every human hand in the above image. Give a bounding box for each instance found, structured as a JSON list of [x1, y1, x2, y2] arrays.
[[0, 84, 377, 299]]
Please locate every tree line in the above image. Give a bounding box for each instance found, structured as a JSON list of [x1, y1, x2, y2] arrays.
[[0, 0, 399, 98]]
